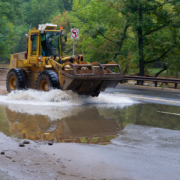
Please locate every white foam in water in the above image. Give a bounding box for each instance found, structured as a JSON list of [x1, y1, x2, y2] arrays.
[[0, 89, 135, 107], [7, 104, 85, 121]]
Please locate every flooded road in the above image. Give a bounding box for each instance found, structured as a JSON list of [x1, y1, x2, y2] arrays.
[[0, 89, 180, 179], [1, 103, 180, 142]]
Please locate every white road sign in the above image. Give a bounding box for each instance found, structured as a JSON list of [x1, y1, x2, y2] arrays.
[[71, 28, 79, 39]]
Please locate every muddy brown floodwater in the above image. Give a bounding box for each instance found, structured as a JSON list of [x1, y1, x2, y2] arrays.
[[1, 104, 180, 142], [0, 85, 180, 179], [0, 91, 180, 180]]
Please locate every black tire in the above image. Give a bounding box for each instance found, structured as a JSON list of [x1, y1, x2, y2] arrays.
[[36, 71, 59, 91], [21, 69, 28, 89], [6, 68, 26, 92]]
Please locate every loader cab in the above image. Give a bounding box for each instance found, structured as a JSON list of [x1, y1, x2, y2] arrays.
[[40, 32, 62, 57], [27, 23, 66, 65]]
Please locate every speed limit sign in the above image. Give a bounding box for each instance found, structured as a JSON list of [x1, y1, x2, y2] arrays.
[[71, 28, 79, 39]]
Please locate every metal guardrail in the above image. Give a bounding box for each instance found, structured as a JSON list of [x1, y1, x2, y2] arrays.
[[123, 76, 180, 89]]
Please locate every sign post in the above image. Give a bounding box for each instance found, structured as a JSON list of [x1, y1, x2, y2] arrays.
[[73, 37, 75, 55], [70, 28, 79, 55]]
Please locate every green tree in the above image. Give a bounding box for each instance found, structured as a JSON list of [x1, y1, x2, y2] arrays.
[[0, 0, 21, 62], [22, 0, 60, 28], [112, 0, 180, 79], [72, 0, 130, 64], [70, 0, 180, 77], [22, 0, 74, 28]]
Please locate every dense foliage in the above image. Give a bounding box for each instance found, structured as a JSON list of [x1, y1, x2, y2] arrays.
[[1, 0, 180, 77]]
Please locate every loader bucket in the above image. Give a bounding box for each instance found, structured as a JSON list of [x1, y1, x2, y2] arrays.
[[60, 62, 123, 96]]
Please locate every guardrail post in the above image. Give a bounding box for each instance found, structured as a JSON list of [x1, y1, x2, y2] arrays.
[[137, 80, 143, 85], [175, 83, 177, 89]]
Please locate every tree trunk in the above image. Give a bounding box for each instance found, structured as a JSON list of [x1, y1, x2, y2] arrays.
[[138, 4, 144, 85]]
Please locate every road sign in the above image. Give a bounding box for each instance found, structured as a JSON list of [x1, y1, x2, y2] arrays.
[[71, 28, 79, 39]]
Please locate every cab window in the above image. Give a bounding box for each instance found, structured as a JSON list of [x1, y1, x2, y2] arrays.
[[40, 32, 60, 57], [31, 34, 37, 55]]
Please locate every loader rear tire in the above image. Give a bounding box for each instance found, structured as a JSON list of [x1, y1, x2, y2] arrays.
[[36, 71, 59, 91], [6, 68, 26, 92]]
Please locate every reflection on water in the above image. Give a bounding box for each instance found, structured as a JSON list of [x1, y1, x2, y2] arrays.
[[99, 103, 180, 131], [5, 106, 120, 145], [1, 103, 180, 145]]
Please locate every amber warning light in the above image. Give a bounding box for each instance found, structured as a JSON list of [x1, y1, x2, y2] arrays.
[[60, 27, 63, 30]]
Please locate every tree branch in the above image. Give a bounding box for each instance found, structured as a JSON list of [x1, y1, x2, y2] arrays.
[[123, 65, 129, 74], [114, 7, 127, 16], [155, 65, 167, 77], [144, 22, 169, 36], [98, 32, 118, 44], [143, 2, 166, 13], [99, 21, 129, 46], [118, 22, 129, 48], [114, 22, 129, 59], [108, 2, 127, 17], [145, 47, 173, 64]]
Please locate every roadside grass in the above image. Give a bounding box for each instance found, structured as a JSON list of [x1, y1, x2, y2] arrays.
[[127, 68, 168, 77], [147, 68, 167, 77]]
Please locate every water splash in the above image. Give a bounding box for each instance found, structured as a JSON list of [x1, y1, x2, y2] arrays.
[[6, 105, 85, 121], [0, 89, 135, 107]]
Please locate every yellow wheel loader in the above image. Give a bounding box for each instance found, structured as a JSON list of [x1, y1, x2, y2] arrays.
[[6, 23, 123, 96]]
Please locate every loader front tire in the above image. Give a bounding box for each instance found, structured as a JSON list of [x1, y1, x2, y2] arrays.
[[36, 71, 59, 91], [6, 68, 26, 92]]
